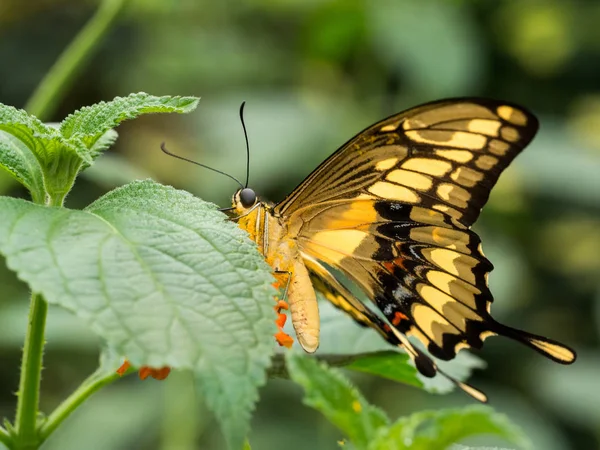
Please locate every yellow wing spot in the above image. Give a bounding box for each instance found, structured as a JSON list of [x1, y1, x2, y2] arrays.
[[480, 330, 495, 340], [426, 270, 480, 309], [437, 183, 470, 208], [422, 248, 478, 284], [409, 206, 448, 227], [352, 400, 362, 412], [435, 149, 473, 163], [323, 200, 379, 230], [380, 120, 401, 132], [432, 204, 463, 222], [475, 155, 499, 170], [497, 105, 528, 126], [405, 130, 487, 150], [450, 167, 484, 187], [467, 119, 502, 136], [402, 158, 453, 176], [500, 126, 520, 143], [458, 381, 488, 403], [410, 226, 470, 253], [375, 157, 398, 171], [411, 303, 457, 347], [368, 182, 420, 203], [308, 229, 368, 264], [416, 283, 480, 332], [488, 139, 511, 155], [528, 338, 576, 363], [403, 104, 497, 130], [387, 169, 433, 191]]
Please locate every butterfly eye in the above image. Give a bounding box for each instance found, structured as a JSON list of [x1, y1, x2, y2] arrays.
[[239, 188, 257, 208]]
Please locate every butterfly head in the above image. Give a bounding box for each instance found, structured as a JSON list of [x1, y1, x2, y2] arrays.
[[232, 187, 258, 213]]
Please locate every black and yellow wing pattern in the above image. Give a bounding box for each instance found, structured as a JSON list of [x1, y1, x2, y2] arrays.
[[275, 98, 576, 398]]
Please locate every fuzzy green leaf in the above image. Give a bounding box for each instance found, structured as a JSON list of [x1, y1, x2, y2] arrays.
[[0, 180, 275, 450], [0, 103, 54, 139], [286, 352, 389, 450], [0, 131, 45, 203], [59, 93, 199, 158], [0, 103, 60, 200], [369, 406, 531, 450], [88, 129, 119, 160]]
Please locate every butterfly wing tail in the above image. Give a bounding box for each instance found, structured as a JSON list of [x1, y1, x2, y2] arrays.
[[304, 254, 489, 402], [492, 321, 576, 364]]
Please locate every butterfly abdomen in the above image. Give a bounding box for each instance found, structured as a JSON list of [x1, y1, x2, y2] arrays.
[[265, 212, 321, 353]]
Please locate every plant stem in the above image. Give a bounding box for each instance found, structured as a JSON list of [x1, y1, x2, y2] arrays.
[[13, 293, 48, 450], [159, 371, 200, 450], [0, 427, 11, 448], [24, 0, 129, 120], [38, 367, 128, 445], [12, 180, 68, 449]]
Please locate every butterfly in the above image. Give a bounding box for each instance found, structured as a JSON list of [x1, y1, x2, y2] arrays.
[[228, 98, 576, 401]]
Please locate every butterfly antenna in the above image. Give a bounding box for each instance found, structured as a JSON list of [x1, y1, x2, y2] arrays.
[[160, 142, 244, 190], [239, 101, 250, 188]]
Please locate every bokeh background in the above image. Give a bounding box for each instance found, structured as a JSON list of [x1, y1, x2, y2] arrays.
[[1, 0, 600, 449]]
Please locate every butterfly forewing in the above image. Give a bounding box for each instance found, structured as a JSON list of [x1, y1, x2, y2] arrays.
[[276, 99, 538, 228], [274, 98, 574, 388]]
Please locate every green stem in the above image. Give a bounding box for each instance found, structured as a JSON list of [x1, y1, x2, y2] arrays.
[[12, 188, 66, 449], [159, 371, 200, 450], [38, 367, 128, 445], [13, 294, 48, 450], [0, 427, 11, 448], [24, 0, 129, 120]]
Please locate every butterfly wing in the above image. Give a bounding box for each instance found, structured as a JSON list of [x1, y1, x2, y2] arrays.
[[275, 98, 575, 384], [276, 98, 540, 227]]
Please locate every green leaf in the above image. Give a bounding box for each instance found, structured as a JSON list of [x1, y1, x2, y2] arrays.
[[59, 92, 199, 158], [286, 352, 389, 450], [345, 351, 422, 390], [88, 129, 119, 159], [0, 103, 59, 201], [0, 94, 198, 202], [0, 180, 276, 450], [369, 406, 531, 450], [0, 103, 54, 139], [0, 131, 45, 203]]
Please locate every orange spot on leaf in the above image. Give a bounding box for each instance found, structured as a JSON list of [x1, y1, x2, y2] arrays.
[[274, 300, 289, 312], [275, 331, 294, 348], [275, 312, 287, 328], [116, 359, 131, 376], [138, 366, 171, 380]]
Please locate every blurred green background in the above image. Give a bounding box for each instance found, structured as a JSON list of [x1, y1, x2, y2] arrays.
[[1, 0, 600, 449]]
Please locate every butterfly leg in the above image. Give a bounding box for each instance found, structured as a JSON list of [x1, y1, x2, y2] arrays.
[[273, 270, 294, 348]]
